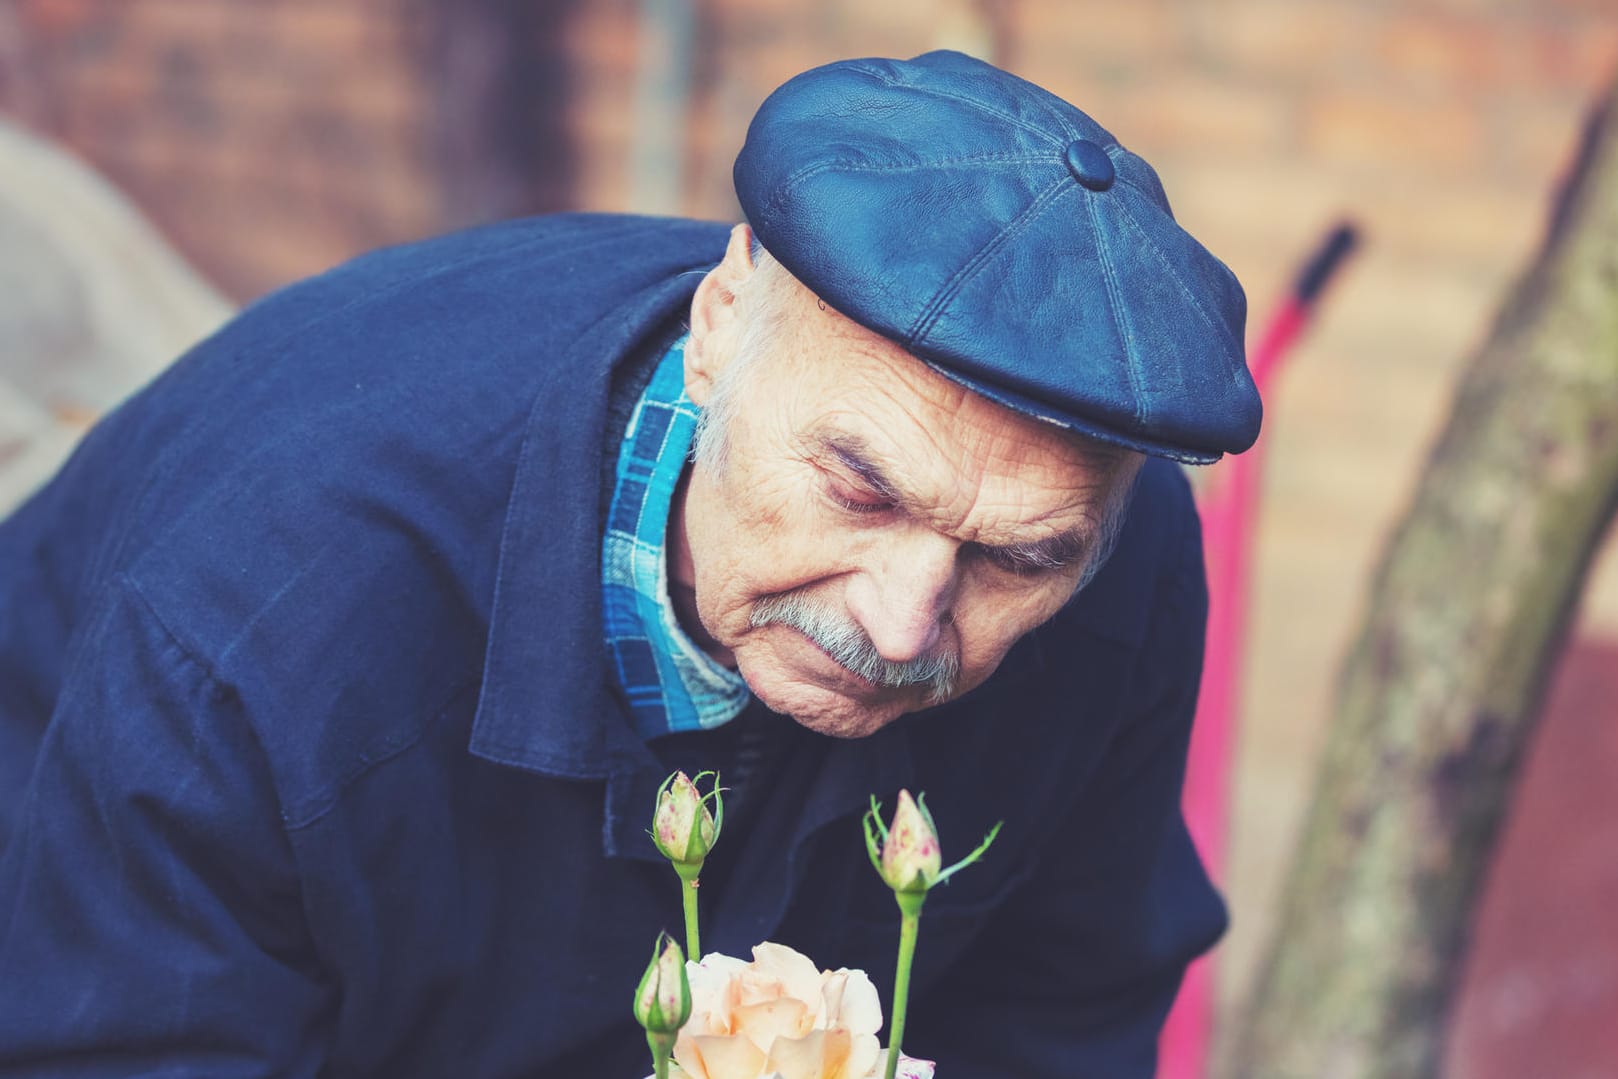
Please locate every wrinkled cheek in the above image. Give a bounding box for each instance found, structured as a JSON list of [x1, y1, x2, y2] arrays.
[[953, 618, 1005, 670], [953, 617, 1038, 689], [951, 659, 1003, 701], [716, 457, 800, 532]]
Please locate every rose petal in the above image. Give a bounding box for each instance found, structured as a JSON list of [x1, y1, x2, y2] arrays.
[[861, 1051, 936, 1079], [670, 1032, 711, 1079], [684, 1032, 768, 1079], [732, 996, 812, 1049], [845, 1032, 881, 1078], [733, 965, 783, 1009], [687, 955, 750, 1036], [817, 970, 846, 1028], [897, 1055, 936, 1079], [765, 1027, 850, 1079], [751, 942, 826, 1009], [824, 968, 881, 1037]]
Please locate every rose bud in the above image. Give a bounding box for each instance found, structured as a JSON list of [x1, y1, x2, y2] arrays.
[[652, 770, 724, 962], [863, 789, 1002, 898], [880, 790, 943, 893], [634, 932, 692, 1036], [651, 770, 723, 870], [863, 791, 1001, 1079], [634, 932, 691, 1079]]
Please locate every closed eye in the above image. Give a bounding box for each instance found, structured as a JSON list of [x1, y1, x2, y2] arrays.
[[824, 475, 896, 516], [815, 435, 907, 515]]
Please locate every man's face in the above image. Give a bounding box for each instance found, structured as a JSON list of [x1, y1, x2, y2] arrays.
[[677, 253, 1134, 739]]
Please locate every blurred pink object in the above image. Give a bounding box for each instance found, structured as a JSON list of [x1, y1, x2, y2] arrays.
[[1156, 224, 1358, 1079]]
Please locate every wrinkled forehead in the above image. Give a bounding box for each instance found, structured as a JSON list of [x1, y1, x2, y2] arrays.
[[737, 251, 1132, 500], [770, 293, 1131, 527]]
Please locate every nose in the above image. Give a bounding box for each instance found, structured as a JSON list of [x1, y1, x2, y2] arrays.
[[844, 532, 958, 663]]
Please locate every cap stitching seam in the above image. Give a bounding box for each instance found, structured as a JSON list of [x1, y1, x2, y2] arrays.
[[1087, 194, 1148, 428], [1112, 207, 1242, 361], [859, 69, 1067, 148], [801, 153, 1058, 174], [1112, 174, 1159, 205], [907, 175, 1075, 345], [762, 154, 1063, 217], [1023, 87, 1082, 143], [908, 176, 1074, 344]]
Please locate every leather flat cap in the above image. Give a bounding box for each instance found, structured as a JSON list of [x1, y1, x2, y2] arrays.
[[734, 50, 1262, 464]]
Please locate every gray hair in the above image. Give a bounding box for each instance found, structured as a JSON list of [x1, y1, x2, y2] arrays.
[[689, 246, 794, 474], [1069, 450, 1143, 596]]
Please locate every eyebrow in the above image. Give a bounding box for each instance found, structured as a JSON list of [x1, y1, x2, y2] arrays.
[[818, 433, 905, 503], [986, 530, 1092, 571], [812, 432, 1094, 571]]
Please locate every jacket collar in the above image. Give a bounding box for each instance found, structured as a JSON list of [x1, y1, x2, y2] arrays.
[[469, 253, 717, 784]]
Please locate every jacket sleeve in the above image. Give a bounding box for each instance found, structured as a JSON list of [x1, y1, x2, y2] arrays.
[[0, 578, 332, 1077], [908, 508, 1227, 1078]]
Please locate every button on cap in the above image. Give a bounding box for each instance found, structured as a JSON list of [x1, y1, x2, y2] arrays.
[[1064, 139, 1115, 191]]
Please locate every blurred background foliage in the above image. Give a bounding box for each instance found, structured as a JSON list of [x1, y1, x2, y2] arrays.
[[2, 1, 1616, 1074]]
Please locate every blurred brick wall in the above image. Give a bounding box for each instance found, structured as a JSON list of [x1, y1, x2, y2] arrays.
[[0, 0, 579, 300], [1, 0, 437, 298], [560, 0, 1006, 215]]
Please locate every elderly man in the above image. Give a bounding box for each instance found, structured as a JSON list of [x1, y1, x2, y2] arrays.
[[0, 52, 1258, 1078]]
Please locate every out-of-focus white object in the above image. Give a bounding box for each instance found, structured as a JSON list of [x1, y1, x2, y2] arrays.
[[0, 118, 232, 515]]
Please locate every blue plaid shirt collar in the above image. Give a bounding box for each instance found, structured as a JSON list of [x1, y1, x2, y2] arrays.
[[601, 335, 752, 740]]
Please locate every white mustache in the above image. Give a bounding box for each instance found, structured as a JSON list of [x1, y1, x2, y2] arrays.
[[749, 592, 960, 704]]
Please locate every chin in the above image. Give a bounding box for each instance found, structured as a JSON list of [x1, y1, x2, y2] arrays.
[[736, 654, 917, 739], [784, 700, 908, 740]]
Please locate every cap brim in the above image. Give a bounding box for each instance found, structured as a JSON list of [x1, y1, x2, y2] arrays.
[[923, 361, 1225, 466]]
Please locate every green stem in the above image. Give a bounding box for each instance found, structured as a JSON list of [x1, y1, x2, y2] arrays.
[[647, 1031, 674, 1079], [675, 861, 702, 960], [886, 891, 926, 1079]]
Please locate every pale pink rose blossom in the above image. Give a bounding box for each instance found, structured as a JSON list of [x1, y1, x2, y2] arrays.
[[644, 942, 934, 1079]]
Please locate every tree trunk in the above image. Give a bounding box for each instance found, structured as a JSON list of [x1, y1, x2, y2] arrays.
[[1221, 86, 1618, 1079]]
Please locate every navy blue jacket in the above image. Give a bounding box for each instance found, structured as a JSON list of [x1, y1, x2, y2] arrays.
[[0, 214, 1225, 1078]]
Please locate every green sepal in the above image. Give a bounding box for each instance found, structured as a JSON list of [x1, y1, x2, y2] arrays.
[[686, 770, 724, 863], [862, 796, 886, 877], [931, 819, 1003, 887], [893, 870, 930, 895], [915, 792, 939, 836], [893, 888, 927, 919]]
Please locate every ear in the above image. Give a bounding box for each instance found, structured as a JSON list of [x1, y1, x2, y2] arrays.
[[685, 223, 756, 407]]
